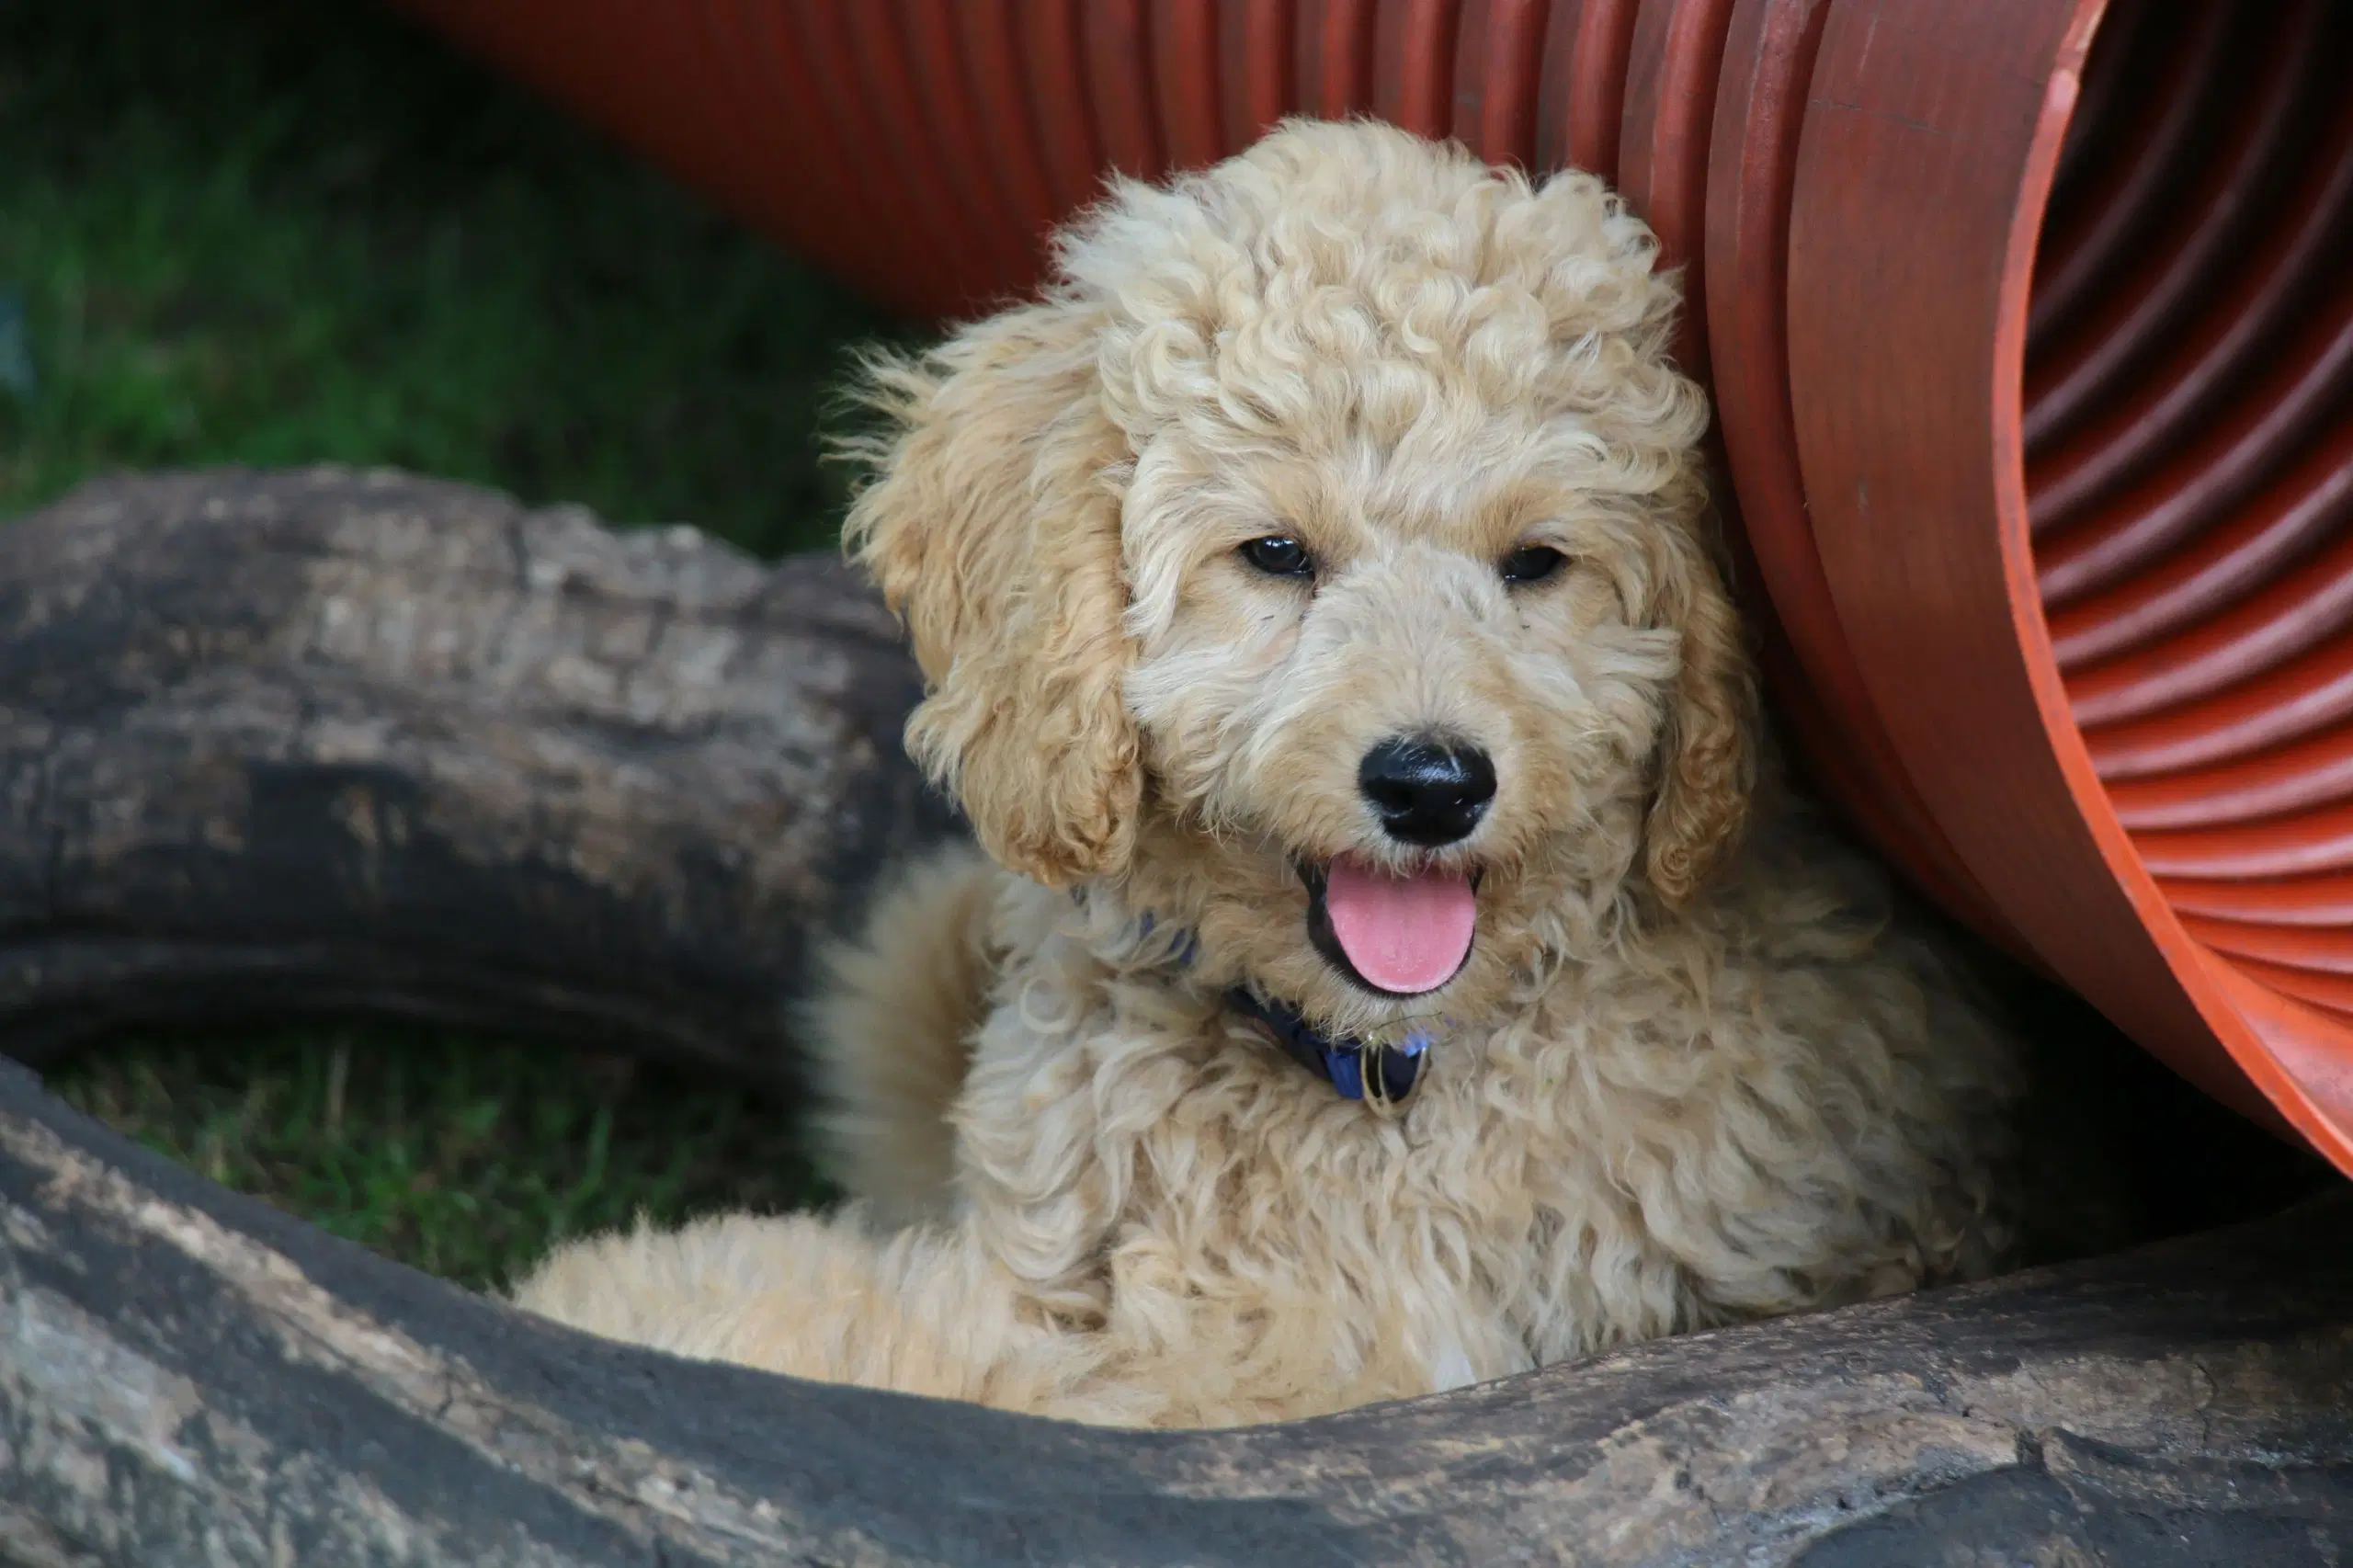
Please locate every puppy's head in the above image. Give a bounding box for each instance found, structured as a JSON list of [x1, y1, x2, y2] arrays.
[[847, 119, 1751, 1029]]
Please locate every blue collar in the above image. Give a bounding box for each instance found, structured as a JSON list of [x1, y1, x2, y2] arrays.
[[1224, 986, 1430, 1103], [1108, 898, 1432, 1104]]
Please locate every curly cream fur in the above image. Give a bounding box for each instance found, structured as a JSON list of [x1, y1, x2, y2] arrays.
[[798, 842, 997, 1227], [514, 119, 2023, 1428]]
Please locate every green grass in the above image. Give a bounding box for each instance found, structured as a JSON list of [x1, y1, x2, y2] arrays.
[[2, 0, 912, 1287], [50, 1026, 830, 1292], [0, 0, 907, 553]]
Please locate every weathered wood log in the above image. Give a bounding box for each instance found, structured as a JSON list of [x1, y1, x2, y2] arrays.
[[0, 467, 958, 1074], [3, 1051, 2352, 1565], [5, 466, 2353, 1563]]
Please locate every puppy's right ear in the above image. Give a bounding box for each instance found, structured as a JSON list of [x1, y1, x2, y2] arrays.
[[842, 300, 1140, 888]]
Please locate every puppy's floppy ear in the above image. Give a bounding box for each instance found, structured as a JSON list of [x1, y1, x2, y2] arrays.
[[1643, 507, 1759, 907], [843, 300, 1139, 887]]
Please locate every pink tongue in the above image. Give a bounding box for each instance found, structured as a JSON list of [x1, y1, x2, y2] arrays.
[[1323, 856, 1477, 994]]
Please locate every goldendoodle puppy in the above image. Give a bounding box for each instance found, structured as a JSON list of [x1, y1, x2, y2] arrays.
[[513, 119, 2023, 1428]]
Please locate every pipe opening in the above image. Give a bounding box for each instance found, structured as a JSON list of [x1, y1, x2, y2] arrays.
[[2035, 1, 2353, 1017]]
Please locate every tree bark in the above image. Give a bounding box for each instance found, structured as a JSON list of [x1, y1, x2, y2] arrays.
[[0, 466, 959, 1074], [4, 467, 2352, 1564], [2, 1054, 2350, 1566]]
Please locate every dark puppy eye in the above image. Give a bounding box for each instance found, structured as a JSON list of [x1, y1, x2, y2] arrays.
[[1239, 535, 1314, 577], [1499, 543, 1566, 585]]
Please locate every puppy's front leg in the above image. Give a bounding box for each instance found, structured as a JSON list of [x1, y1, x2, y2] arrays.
[[509, 1210, 1160, 1424]]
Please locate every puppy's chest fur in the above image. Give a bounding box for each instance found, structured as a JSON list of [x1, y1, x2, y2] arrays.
[[942, 864, 2020, 1413]]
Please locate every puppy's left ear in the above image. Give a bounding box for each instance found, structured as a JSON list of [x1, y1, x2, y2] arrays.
[[1643, 511, 1759, 907], [842, 300, 1140, 888]]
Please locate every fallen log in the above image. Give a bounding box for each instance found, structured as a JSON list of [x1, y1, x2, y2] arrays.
[[0, 466, 959, 1074], [5, 1055, 2353, 1566], [2, 468, 2350, 1564]]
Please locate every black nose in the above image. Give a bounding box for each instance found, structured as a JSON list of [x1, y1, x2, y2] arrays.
[[1358, 737, 1496, 846]]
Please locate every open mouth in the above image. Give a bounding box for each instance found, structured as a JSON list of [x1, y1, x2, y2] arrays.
[[1300, 855, 1480, 998]]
